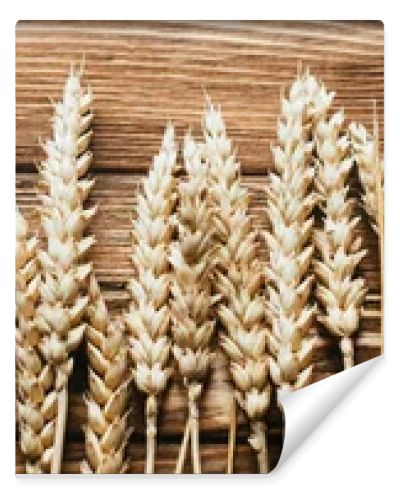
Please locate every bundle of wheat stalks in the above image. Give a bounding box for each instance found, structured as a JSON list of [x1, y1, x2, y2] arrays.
[[16, 65, 382, 474]]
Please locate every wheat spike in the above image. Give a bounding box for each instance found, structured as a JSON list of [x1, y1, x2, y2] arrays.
[[81, 276, 132, 473], [264, 70, 332, 397], [170, 132, 218, 473], [126, 124, 177, 474], [313, 81, 368, 370], [16, 209, 57, 473], [34, 66, 96, 472], [202, 97, 270, 473], [349, 112, 384, 236], [349, 104, 384, 341]]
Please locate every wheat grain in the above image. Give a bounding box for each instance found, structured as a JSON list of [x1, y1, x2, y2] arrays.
[[16, 209, 57, 473], [34, 66, 96, 472], [264, 70, 332, 397], [169, 131, 218, 473], [202, 96, 270, 473], [126, 124, 177, 473], [313, 81, 368, 370], [81, 276, 132, 473]]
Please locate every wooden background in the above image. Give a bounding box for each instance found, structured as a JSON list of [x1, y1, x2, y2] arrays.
[[15, 20, 384, 474]]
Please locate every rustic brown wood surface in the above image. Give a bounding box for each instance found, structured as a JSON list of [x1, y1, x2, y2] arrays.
[[15, 20, 383, 474]]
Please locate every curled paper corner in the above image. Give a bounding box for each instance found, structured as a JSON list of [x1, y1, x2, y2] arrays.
[[270, 356, 383, 474]]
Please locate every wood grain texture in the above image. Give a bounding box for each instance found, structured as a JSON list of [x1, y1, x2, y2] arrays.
[[16, 20, 384, 173], [15, 20, 383, 474]]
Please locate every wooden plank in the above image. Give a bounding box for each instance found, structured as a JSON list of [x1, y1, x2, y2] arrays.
[[16, 21, 383, 172]]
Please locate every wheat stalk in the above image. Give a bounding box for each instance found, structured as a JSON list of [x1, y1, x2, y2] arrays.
[[126, 124, 177, 473], [202, 97, 270, 473], [313, 82, 368, 370], [34, 66, 95, 472], [81, 275, 132, 473], [264, 69, 333, 397], [349, 104, 384, 341], [16, 209, 57, 473], [170, 132, 218, 473]]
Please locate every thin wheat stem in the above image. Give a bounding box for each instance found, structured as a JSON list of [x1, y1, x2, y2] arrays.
[[226, 396, 237, 474], [51, 384, 67, 473], [188, 389, 201, 473], [250, 421, 268, 474], [340, 337, 354, 370], [175, 419, 191, 474], [145, 396, 157, 474]]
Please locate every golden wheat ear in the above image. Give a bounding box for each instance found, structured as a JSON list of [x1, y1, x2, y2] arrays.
[[264, 69, 331, 399], [201, 96, 270, 473], [349, 115, 384, 238], [311, 77, 368, 370], [35, 65, 96, 473], [126, 123, 177, 474], [169, 131, 218, 474], [16, 208, 57, 473], [81, 275, 132, 473], [349, 104, 383, 338]]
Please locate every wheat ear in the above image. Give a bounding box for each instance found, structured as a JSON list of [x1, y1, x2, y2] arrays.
[[81, 276, 132, 473], [202, 97, 270, 473], [264, 70, 333, 397], [170, 132, 218, 473], [349, 106, 384, 238], [349, 104, 384, 339], [16, 209, 57, 473], [313, 84, 368, 370], [126, 124, 177, 473], [35, 66, 95, 472]]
